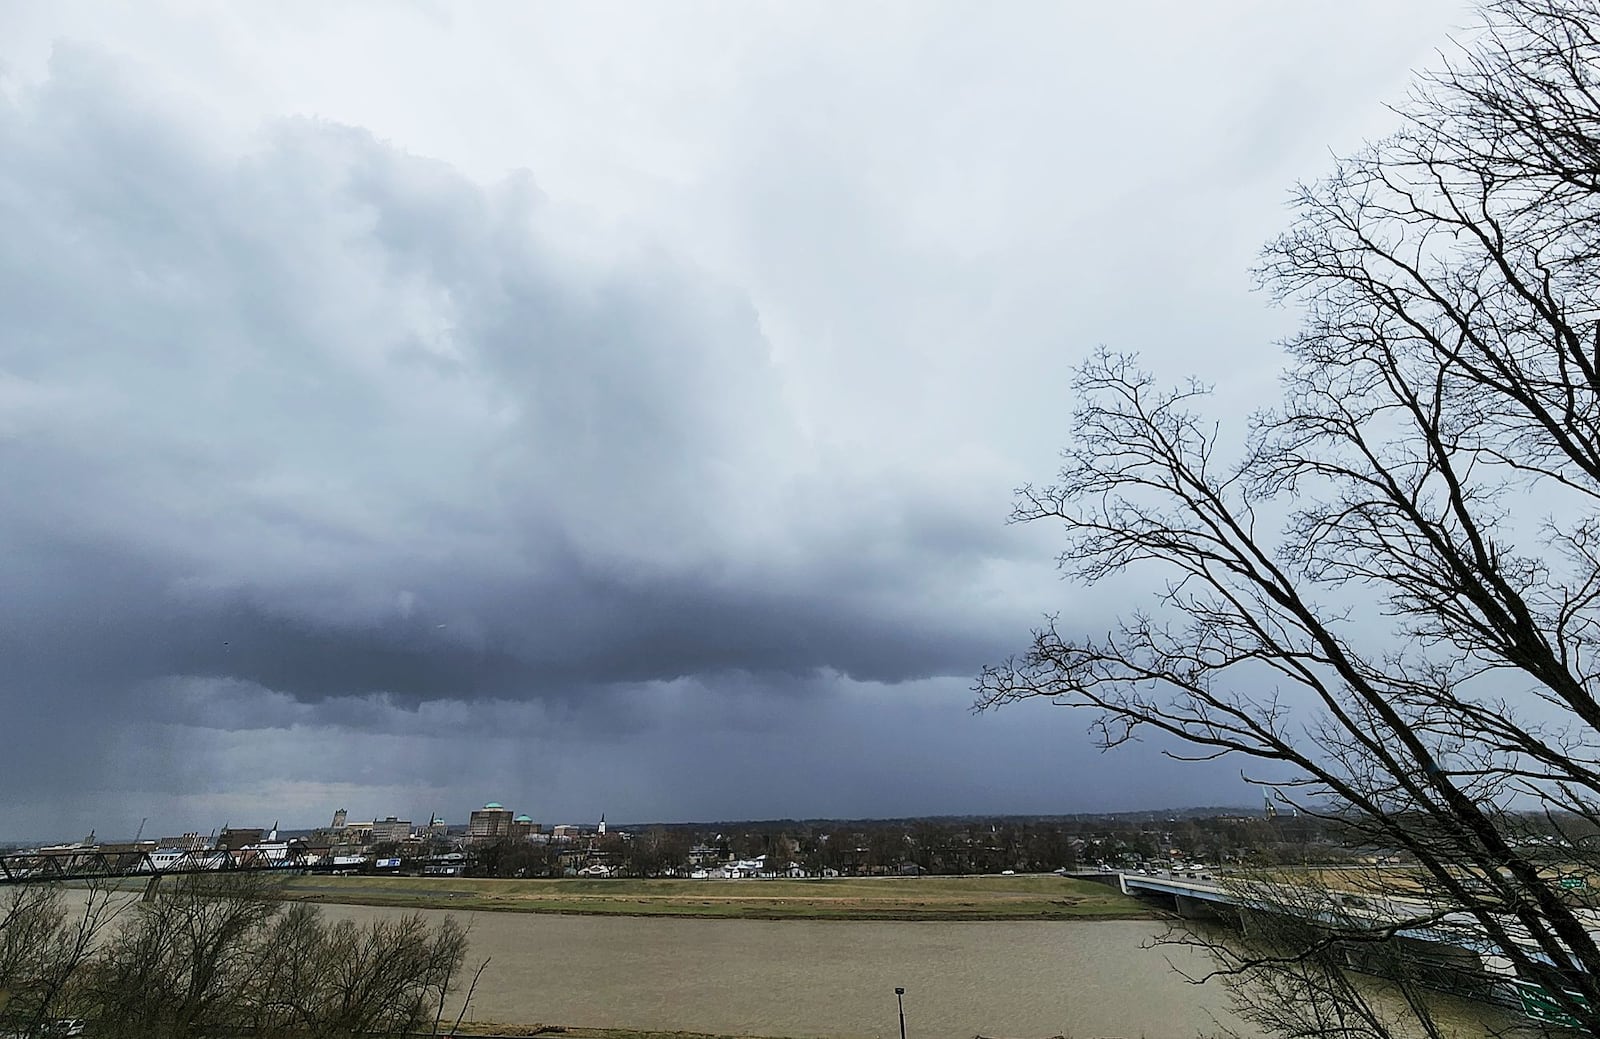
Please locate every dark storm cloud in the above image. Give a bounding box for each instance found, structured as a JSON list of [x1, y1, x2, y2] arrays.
[[0, 3, 1473, 836], [3, 538, 1007, 706], [0, 50, 1031, 723]]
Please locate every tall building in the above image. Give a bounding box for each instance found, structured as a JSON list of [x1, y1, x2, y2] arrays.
[[331, 809, 348, 830], [468, 802, 514, 842], [509, 814, 536, 841], [370, 816, 411, 843]]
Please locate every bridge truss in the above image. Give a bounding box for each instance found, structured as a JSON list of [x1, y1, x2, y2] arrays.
[[0, 848, 324, 885]]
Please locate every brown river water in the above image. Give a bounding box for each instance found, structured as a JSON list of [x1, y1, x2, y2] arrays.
[[309, 905, 1508, 1039], [57, 893, 1513, 1038]]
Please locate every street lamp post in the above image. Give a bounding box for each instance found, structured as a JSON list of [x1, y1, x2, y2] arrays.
[[894, 987, 906, 1039]]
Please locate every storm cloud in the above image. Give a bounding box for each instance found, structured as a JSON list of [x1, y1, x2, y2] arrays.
[[0, 2, 1471, 837]]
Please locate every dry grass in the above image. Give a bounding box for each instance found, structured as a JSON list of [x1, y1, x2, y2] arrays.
[[456, 1026, 801, 1039], [280, 873, 1150, 921]]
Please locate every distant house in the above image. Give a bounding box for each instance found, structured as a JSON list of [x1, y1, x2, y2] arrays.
[[718, 856, 766, 878], [424, 852, 466, 876], [689, 837, 733, 866]]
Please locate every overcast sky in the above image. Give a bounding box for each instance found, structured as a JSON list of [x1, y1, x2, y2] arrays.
[[0, 1, 1475, 841]]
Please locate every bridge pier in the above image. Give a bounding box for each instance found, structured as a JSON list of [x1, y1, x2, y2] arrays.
[[1173, 893, 1227, 920], [1342, 935, 1495, 1001], [1120, 872, 1512, 1011]]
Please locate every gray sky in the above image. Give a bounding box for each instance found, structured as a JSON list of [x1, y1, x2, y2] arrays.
[[0, 1, 1473, 840]]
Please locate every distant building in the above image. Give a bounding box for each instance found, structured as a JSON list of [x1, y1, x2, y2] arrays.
[[551, 824, 580, 841], [469, 803, 514, 842], [689, 839, 732, 866], [370, 817, 411, 844], [427, 813, 448, 838], [509, 814, 538, 841], [217, 828, 263, 852], [331, 808, 348, 830]]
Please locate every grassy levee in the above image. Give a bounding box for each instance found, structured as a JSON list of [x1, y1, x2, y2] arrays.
[[456, 1028, 817, 1038], [279, 873, 1150, 920]]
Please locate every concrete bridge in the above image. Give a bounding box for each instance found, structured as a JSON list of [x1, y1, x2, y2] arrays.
[[1117, 870, 1592, 1022]]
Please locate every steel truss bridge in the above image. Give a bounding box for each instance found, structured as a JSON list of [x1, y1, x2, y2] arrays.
[[0, 847, 326, 885]]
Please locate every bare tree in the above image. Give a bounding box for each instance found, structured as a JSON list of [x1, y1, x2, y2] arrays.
[[978, 0, 1600, 1031], [84, 872, 282, 1038], [310, 913, 466, 1037], [0, 882, 122, 1037], [79, 873, 467, 1038]]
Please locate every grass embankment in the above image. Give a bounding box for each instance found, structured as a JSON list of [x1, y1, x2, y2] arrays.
[[280, 873, 1150, 920], [457, 1027, 800, 1039]]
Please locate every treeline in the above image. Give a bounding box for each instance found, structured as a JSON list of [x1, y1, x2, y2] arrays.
[[466, 812, 1373, 879], [0, 874, 467, 1038]]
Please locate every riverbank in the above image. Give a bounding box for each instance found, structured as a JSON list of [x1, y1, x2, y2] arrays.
[[457, 1028, 1143, 1039], [279, 873, 1152, 920], [456, 1026, 798, 1038], [455, 1027, 1127, 1039]]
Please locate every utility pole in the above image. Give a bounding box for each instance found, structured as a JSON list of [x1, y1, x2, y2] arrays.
[[894, 987, 906, 1039]]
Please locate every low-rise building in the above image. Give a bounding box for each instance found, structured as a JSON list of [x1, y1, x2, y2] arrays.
[[217, 828, 263, 852]]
